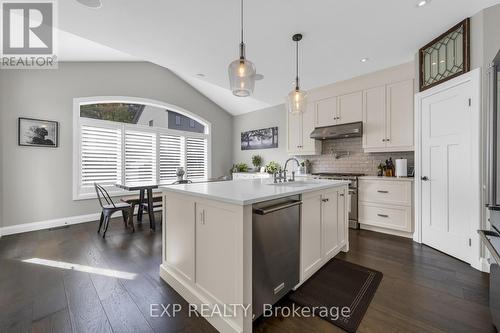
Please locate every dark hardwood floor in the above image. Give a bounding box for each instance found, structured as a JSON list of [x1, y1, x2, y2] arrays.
[[0, 215, 495, 333]]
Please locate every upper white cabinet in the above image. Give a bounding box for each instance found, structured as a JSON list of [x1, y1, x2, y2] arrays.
[[287, 102, 321, 155], [363, 86, 386, 150], [315, 91, 363, 127], [338, 91, 363, 125], [386, 80, 414, 151], [363, 79, 414, 152], [316, 96, 337, 127]]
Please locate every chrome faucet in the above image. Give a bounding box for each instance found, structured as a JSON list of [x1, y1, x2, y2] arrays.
[[283, 157, 300, 182], [273, 169, 287, 183]]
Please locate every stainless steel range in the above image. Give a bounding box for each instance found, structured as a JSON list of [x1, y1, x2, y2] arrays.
[[311, 173, 364, 229]]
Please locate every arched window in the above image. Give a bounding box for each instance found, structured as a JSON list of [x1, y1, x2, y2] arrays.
[[73, 97, 211, 200]]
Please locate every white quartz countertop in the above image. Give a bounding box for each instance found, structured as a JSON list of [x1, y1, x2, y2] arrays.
[[161, 178, 349, 205], [359, 176, 414, 182]]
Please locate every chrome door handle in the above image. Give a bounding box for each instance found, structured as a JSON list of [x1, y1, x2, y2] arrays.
[[377, 214, 389, 218], [421, 176, 430, 181]]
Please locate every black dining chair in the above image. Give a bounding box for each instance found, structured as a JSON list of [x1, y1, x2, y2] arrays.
[[94, 183, 134, 238]]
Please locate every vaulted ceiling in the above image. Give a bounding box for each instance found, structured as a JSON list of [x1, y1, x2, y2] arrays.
[[58, 0, 500, 115]]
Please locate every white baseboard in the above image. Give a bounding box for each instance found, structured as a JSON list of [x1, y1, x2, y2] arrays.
[[0, 212, 101, 236], [472, 257, 491, 273], [0, 207, 163, 237]]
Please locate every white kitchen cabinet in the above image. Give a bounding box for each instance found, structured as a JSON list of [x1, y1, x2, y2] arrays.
[[287, 102, 321, 155], [337, 91, 363, 125], [300, 187, 349, 282], [322, 189, 339, 259], [337, 188, 347, 247], [287, 111, 302, 152], [386, 79, 414, 150], [315, 96, 337, 127], [164, 193, 195, 281], [358, 177, 414, 238], [363, 86, 386, 150], [315, 92, 363, 127], [363, 80, 414, 152], [301, 192, 323, 280], [195, 202, 240, 305]]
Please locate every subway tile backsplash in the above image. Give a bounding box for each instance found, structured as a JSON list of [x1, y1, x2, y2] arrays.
[[298, 137, 414, 176]]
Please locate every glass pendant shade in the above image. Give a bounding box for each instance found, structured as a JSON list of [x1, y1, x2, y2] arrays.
[[228, 57, 256, 97], [287, 88, 307, 114]]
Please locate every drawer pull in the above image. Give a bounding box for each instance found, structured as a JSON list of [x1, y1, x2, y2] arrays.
[[377, 214, 389, 218], [377, 190, 389, 193], [321, 198, 330, 202]]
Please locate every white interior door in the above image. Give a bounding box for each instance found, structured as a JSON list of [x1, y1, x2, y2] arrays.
[[420, 80, 474, 263]]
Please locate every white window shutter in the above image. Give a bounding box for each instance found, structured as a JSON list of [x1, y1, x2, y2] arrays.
[[159, 134, 184, 184], [125, 130, 157, 183], [81, 125, 122, 188], [186, 137, 207, 180]]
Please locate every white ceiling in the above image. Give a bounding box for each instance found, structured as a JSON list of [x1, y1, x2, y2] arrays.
[[57, 0, 500, 115], [57, 29, 138, 61]]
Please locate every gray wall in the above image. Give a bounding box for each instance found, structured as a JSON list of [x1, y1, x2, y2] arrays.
[[0, 62, 233, 228], [232, 104, 290, 168]]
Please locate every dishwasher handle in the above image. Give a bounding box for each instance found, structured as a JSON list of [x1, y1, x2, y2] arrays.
[[253, 200, 302, 215]]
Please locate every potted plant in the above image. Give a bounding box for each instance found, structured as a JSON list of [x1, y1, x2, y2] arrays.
[[252, 155, 263, 172], [265, 161, 280, 174], [234, 163, 248, 173]]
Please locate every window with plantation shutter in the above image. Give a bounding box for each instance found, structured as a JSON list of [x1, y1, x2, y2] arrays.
[[125, 130, 157, 183], [159, 134, 184, 184], [186, 137, 207, 180], [74, 99, 211, 200], [80, 125, 122, 189]]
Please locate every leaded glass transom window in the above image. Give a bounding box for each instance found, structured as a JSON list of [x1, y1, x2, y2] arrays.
[[419, 18, 470, 91]]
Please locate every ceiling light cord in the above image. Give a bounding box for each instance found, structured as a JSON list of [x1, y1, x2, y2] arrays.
[[241, 0, 244, 44], [295, 39, 300, 90], [239, 0, 245, 60]]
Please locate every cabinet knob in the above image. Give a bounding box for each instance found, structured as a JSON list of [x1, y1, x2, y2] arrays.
[[386, 138, 390, 142], [339, 193, 345, 197], [421, 176, 430, 181], [382, 139, 386, 142]]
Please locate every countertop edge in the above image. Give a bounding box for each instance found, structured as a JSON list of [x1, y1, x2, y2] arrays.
[[160, 181, 350, 206], [359, 176, 414, 182]]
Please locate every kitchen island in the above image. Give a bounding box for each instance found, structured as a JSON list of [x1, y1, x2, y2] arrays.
[[160, 178, 350, 333]]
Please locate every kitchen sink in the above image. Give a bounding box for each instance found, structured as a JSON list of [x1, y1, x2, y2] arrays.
[[267, 181, 319, 187]]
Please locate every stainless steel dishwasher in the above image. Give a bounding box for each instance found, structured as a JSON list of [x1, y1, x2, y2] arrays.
[[252, 195, 301, 319]]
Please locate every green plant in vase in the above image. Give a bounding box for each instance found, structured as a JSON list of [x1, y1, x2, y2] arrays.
[[265, 161, 280, 174], [252, 155, 263, 171], [235, 163, 248, 172]]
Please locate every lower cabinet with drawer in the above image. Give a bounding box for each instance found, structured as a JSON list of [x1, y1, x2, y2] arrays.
[[358, 177, 414, 238]]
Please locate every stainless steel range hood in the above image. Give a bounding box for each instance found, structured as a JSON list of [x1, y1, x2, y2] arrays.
[[310, 121, 363, 140]]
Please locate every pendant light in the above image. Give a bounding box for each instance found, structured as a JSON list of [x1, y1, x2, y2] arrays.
[[228, 0, 256, 97], [287, 33, 307, 114]]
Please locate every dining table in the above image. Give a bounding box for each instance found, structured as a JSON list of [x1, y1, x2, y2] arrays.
[[115, 182, 159, 230]]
